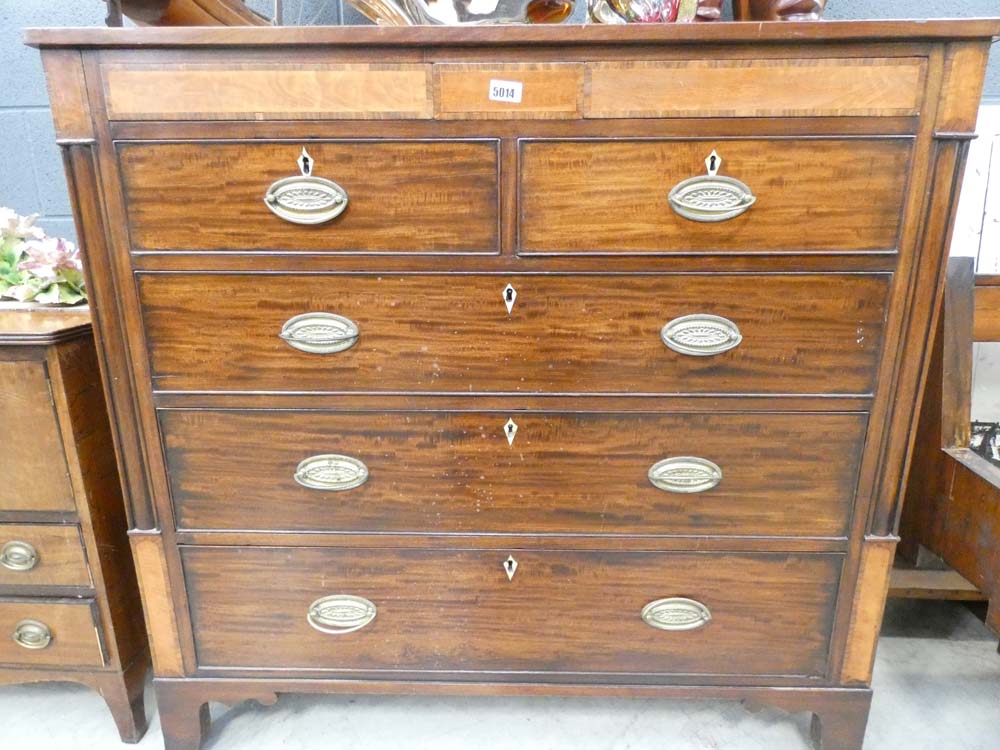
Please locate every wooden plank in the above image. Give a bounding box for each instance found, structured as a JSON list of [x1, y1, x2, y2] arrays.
[[103, 64, 434, 120], [936, 42, 993, 133], [842, 536, 896, 685], [586, 59, 925, 119], [888, 567, 987, 600], [434, 63, 583, 120], [130, 533, 184, 676], [974, 285, 1000, 341]]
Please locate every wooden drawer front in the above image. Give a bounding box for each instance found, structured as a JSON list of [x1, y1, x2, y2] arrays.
[[0, 524, 91, 588], [104, 63, 433, 120], [0, 599, 104, 668], [162, 410, 866, 537], [0, 360, 75, 513], [585, 58, 925, 118], [139, 273, 888, 395], [519, 139, 911, 254], [119, 140, 500, 253], [184, 547, 840, 677]]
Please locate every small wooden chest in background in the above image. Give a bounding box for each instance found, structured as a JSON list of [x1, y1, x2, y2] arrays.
[[0, 308, 148, 742]]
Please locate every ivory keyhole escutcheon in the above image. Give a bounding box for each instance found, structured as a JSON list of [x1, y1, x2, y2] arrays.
[[503, 283, 517, 314], [504, 418, 518, 446], [504, 555, 518, 581]]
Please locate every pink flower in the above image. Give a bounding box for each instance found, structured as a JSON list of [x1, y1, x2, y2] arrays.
[[18, 237, 82, 281]]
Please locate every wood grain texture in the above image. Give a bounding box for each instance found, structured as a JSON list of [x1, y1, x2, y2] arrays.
[[973, 284, 1000, 341], [161, 409, 866, 537], [841, 536, 895, 684], [183, 546, 841, 677], [0, 598, 104, 668], [435, 63, 583, 119], [0, 359, 75, 513], [888, 567, 986, 601], [0, 308, 91, 345], [131, 533, 185, 677], [519, 139, 911, 253], [119, 140, 499, 253], [104, 64, 433, 120], [586, 59, 924, 119], [25, 20, 1000, 47], [138, 273, 888, 395], [0, 524, 91, 589], [39, 49, 93, 141], [936, 42, 993, 133]]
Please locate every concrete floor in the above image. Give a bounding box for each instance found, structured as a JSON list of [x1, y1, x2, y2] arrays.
[[1, 599, 997, 750]]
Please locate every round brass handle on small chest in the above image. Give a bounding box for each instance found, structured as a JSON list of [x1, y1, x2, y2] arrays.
[[0, 541, 38, 572], [12, 619, 52, 650]]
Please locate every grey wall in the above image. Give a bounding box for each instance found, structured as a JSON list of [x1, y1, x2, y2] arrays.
[[2, 0, 997, 241]]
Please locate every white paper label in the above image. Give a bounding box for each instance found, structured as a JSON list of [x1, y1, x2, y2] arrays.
[[488, 79, 523, 104]]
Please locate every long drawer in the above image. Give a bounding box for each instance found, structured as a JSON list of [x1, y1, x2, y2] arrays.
[[138, 273, 888, 395], [0, 524, 91, 589], [162, 409, 866, 537], [183, 546, 841, 677], [0, 598, 104, 668], [519, 138, 912, 254], [118, 140, 500, 253]]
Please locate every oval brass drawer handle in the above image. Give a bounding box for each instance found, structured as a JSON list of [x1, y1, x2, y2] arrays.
[[668, 150, 756, 223], [279, 312, 359, 355], [642, 598, 712, 632], [13, 619, 52, 650], [264, 148, 349, 226], [307, 594, 377, 635], [648, 456, 722, 494], [0, 541, 38, 572], [294, 454, 369, 492], [660, 314, 742, 357]]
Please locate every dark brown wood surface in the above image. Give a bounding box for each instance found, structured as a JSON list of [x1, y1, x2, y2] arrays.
[[183, 546, 841, 677], [138, 273, 888, 395], [28, 20, 1000, 750], [0, 598, 104, 668], [520, 139, 911, 253], [0, 524, 91, 589], [161, 409, 866, 537], [119, 141, 500, 253]]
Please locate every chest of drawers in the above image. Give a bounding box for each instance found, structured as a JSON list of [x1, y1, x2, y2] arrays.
[[0, 309, 148, 742], [28, 20, 1000, 750]]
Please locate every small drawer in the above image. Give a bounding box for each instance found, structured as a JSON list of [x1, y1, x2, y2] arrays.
[[138, 272, 888, 395], [0, 360, 75, 513], [0, 598, 104, 668], [434, 63, 584, 119], [118, 140, 500, 253], [0, 524, 91, 589], [183, 546, 841, 677], [519, 138, 912, 254], [162, 409, 866, 537]]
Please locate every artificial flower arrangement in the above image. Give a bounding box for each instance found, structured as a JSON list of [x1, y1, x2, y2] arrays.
[[0, 207, 86, 305]]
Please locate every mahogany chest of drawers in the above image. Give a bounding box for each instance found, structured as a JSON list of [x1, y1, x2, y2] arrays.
[[0, 309, 148, 742], [28, 20, 1000, 750]]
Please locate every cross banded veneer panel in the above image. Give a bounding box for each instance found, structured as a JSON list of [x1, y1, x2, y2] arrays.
[[118, 140, 500, 253], [104, 64, 433, 120], [162, 409, 866, 537], [183, 546, 841, 677], [519, 138, 911, 253], [586, 58, 925, 118], [137, 273, 888, 395]]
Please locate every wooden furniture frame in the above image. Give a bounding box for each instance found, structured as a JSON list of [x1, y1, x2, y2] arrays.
[[26, 21, 1000, 750], [0, 309, 150, 742], [899, 261, 1000, 632]]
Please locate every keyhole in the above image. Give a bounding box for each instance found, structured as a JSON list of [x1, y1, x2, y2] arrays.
[[709, 154, 717, 171], [301, 154, 311, 172], [506, 288, 513, 302], [503, 555, 518, 581]]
